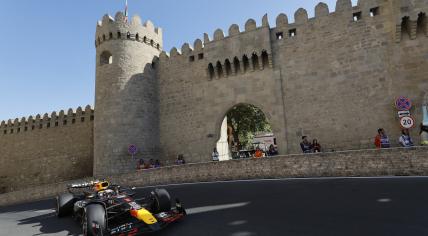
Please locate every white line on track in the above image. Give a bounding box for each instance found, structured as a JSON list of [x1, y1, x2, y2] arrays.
[[186, 202, 250, 215]]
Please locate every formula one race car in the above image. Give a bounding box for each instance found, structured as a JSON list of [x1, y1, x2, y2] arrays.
[[55, 180, 186, 236]]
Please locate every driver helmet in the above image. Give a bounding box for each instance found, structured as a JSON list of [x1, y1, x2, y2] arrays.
[[94, 181, 110, 192]]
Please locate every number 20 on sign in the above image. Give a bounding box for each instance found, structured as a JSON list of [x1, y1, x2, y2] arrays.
[[400, 116, 415, 129]]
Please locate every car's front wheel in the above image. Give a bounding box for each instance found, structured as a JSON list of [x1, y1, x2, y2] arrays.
[[82, 204, 106, 236], [153, 188, 172, 213]]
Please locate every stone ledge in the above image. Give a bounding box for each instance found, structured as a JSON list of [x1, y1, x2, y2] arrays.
[[1, 147, 427, 207]]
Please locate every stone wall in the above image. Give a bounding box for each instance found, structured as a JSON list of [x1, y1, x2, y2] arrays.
[[0, 107, 94, 193], [1, 147, 427, 207], [157, 0, 428, 163]]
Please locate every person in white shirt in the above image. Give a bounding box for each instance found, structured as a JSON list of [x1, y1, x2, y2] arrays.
[[399, 129, 414, 148], [212, 148, 219, 161]]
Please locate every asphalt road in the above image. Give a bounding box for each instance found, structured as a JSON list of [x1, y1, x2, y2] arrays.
[[1, 177, 428, 236]]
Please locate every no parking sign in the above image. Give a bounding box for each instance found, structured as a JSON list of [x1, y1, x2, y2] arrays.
[[128, 144, 138, 158], [395, 96, 412, 111]]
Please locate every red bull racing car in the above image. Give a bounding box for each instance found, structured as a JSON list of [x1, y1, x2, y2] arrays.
[[55, 180, 186, 236]]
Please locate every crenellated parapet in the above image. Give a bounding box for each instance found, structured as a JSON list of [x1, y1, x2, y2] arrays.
[[0, 105, 94, 136], [95, 12, 163, 51], [158, 0, 426, 80]]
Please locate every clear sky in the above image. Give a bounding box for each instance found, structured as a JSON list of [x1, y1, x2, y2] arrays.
[[0, 0, 358, 121]]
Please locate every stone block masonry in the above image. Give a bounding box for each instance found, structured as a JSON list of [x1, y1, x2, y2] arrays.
[[0, 106, 94, 193], [1, 147, 427, 207]]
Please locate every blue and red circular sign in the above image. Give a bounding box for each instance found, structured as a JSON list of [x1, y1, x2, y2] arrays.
[[128, 144, 138, 155], [395, 96, 412, 111]]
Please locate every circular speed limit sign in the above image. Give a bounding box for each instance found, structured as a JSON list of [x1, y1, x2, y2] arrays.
[[400, 116, 415, 129]]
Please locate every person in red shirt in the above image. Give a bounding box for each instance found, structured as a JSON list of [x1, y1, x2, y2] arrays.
[[375, 128, 390, 149], [254, 148, 263, 158]]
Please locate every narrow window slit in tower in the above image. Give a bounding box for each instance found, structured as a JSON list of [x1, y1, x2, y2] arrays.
[[261, 51, 269, 68], [233, 57, 241, 74], [353, 12, 362, 22], [243, 55, 250, 72], [100, 51, 113, 65], [63, 120, 67, 125], [72, 119, 76, 124], [198, 53, 204, 60], [32, 125, 35, 130], [10, 129, 13, 134], [208, 63, 215, 79], [401, 16, 410, 39], [150, 40, 154, 46], [276, 32, 284, 40], [157, 44, 160, 50], [225, 59, 232, 76], [47, 123, 50, 128], [55, 122, 58, 127], [17, 128, 20, 133], [289, 29, 296, 37], [117, 32, 121, 39], [90, 115, 94, 121], [370, 7, 379, 17], [216, 61, 224, 78], [189, 56, 195, 62], [109, 32, 113, 39], [417, 12, 427, 36]]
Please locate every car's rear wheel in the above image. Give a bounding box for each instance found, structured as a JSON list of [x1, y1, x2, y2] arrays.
[[82, 204, 106, 236], [56, 193, 75, 217], [153, 188, 171, 213]]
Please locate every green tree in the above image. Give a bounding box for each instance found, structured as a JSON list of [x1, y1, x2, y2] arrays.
[[227, 104, 271, 149]]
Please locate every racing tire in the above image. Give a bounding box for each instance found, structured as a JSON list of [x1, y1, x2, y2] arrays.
[[153, 189, 171, 213], [82, 204, 107, 236], [56, 193, 75, 218]]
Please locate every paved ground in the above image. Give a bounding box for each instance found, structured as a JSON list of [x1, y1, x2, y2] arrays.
[[1, 177, 428, 236]]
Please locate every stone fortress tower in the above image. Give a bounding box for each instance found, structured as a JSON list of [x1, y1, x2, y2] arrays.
[[94, 12, 162, 176]]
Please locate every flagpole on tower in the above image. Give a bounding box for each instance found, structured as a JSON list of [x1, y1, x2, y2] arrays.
[[125, 0, 129, 22]]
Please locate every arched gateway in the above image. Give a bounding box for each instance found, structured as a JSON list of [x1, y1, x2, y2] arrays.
[[215, 103, 279, 161]]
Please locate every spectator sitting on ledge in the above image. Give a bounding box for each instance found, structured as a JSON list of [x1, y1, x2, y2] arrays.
[[399, 129, 414, 148], [149, 158, 155, 168], [154, 159, 161, 168], [312, 139, 321, 153], [375, 128, 390, 149], [212, 147, 219, 161], [300, 136, 312, 153], [137, 158, 145, 170], [176, 154, 186, 165], [254, 147, 263, 158], [268, 144, 278, 156]]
